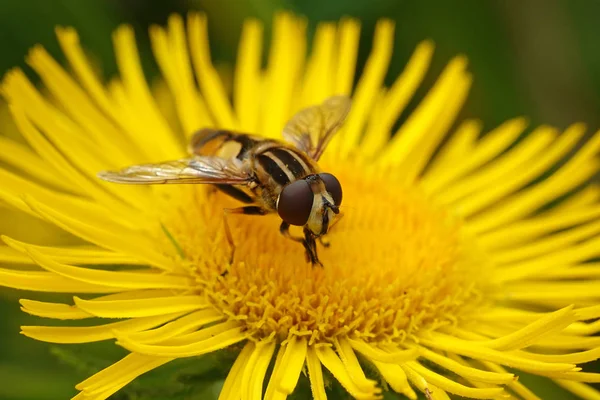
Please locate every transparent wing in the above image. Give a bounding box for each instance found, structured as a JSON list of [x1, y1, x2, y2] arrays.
[[282, 95, 351, 161], [97, 156, 251, 185]]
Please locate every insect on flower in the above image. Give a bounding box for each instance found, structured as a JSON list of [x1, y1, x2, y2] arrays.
[[98, 96, 350, 266]]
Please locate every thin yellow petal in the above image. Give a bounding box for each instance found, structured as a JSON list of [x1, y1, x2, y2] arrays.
[[0, 136, 73, 191], [480, 361, 541, 400], [334, 17, 361, 96], [117, 325, 246, 357], [160, 320, 241, 345], [6, 101, 147, 216], [554, 380, 600, 400], [25, 247, 191, 290], [469, 156, 599, 234], [0, 267, 121, 293], [121, 309, 224, 344], [432, 125, 555, 203], [461, 123, 587, 227], [2, 236, 144, 265], [339, 19, 394, 157], [272, 336, 307, 394], [0, 168, 139, 230], [19, 299, 91, 320], [150, 19, 209, 135], [219, 341, 255, 400], [422, 119, 480, 182], [493, 219, 600, 265], [420, 333, 576, 372], [406, 361, 504, 399], [380, 55, 467, 168], [348, 340, 418, 365], [25, 45, 138, 166], [399, 72, 472, 183], [423, 118, 527, 193], [263, 13, 306, 138], [361, 40, 435, 158], [112, 25, 181, 159], [73, 295, 206, 318], [315, 345, 380, 399], [301, 22, 337, 106], [468, 305, 576, 351], [20, 312, 183, 343], [417, 347, 514, 384], [264, 344, 289, 400], [22, 197, 174, 270], [188, 13, 236, 130], [306, 347, 328, 400], [335, 337, 378, 392], [372, 360, 417, 400], [242, 340, 276, 400], [234, 18, 263, 132], [496, 236, 600, 282], [55, 27, 144, 158], [478, 206, 600, 250], [401, 364, 450, 400], [76, 353, 172, 394]]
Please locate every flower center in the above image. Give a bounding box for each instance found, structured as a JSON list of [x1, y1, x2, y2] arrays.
[[158, 161, 492, 344]]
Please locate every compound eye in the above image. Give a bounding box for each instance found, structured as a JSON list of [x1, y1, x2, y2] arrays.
[[277, 179, 314, 226], [319, 173, 342, 206]]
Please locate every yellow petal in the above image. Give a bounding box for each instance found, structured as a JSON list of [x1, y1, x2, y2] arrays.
[[417, 347, 514, 384], [315, 345, 380, 399], [19, 298, 91, 320], [234, 18, 263, 132], [117, 325, 246, 357], [21, 312, 183, 343], [405, 361, 504, 399], [401, 364, 450, 400], [423, 118, 526, 193], [241, 340, 276, 400], [22, 197, 174, 270], [150, 15, 211, 135], [334, 17, 361, 96], [339, 19, 394, 157], [348, 338, 418, 363], [306, 347, 327, 400], [112, 25, 181, 159], [219, 341, 255, 400], [274, 336, 307, 394], [372, 360, 417, 400], [121, 308, 224, 344], [2, 236, 144, 265], [420, 333, 576, 372], [73, 295, 206, 318], [188, 13, 237, 130], [25, 246, 191, 289], [76, 352, 172, 394], [0, 136, 73, 191], [554, 380, 600, 400], [0, 267, 121, 293]]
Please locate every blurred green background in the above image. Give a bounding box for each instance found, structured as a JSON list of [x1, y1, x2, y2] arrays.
[[1, 0, 599, 399]]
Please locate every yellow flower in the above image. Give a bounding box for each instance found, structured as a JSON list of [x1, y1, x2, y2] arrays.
[[1, 11, 600, 400]]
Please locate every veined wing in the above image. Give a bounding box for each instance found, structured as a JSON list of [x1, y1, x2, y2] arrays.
[[97, 156, 251, 185], [282, 95, 351, 161]]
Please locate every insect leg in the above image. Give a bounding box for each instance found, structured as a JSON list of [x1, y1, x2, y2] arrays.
[[303, 228, 323, 267], [214, 184, 254, 203], [319, 211, 344, 248], [279, 221, 304, 243], [222, 206, 268, 272]]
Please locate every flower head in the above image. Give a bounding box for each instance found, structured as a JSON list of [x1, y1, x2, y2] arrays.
[[2, 12, 600, 400]]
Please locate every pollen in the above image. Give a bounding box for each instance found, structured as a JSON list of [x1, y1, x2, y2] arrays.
[[160, 160, 491, 344]]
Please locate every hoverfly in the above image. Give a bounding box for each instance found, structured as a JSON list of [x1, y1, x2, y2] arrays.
[[98, 96, 351, 266]]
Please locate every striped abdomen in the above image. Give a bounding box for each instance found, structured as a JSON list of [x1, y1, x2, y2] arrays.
[[253, 145, 318, 210]]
